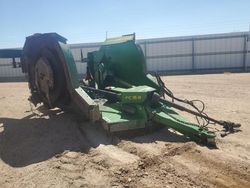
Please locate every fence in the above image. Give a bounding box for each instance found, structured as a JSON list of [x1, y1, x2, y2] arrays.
[[0, 31, 249, 81]]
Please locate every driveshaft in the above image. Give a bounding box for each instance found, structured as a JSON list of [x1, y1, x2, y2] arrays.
[[160, 98, 241, 134]]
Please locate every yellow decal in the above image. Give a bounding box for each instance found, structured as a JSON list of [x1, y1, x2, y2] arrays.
[[124, 96, 143, 100]]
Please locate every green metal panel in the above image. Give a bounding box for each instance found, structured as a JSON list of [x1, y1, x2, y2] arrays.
[[147, 104, 216, 143], [58, 41, 99, 120], [87, 35, 160, 91], [100, 103, 148, 132], [74, 87, 97, 106], [103, 34, 135, 45], [100, 41, 156, 87], [59, 42, 79, 88]]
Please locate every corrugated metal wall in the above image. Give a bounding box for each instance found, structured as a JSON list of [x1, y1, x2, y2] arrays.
[[0, 31, 249, 81], [0, 58, 24, 81], [247, 38, 250, 67], [144, 40, 193, 72], [139, 32, 249, 74]]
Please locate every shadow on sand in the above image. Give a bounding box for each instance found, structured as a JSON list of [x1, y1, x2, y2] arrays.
[[0, 106, 187, 167]]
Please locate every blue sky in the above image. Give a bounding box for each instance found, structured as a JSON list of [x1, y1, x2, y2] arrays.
[[0, 0, 250, 48]]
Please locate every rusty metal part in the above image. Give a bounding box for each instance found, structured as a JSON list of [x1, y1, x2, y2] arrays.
[[34, 57, 54, 107]]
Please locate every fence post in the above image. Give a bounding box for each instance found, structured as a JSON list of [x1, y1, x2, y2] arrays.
[[243, 35, 247, 71], [144, 41, 148, 72], [192, 38, 195, 72]]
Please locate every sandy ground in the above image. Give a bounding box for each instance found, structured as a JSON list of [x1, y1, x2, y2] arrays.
[[0, 73, 250, 188]]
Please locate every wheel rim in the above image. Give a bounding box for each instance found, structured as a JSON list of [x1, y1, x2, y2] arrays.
[[35, 57, 54, 107]]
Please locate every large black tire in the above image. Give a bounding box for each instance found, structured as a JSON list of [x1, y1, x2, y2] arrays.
[[22, 33, 70, 108]]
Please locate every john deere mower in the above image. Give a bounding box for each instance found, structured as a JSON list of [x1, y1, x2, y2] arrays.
[[10, 33, 241, 145]]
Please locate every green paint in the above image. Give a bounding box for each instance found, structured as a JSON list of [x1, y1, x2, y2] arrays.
[[100, 103, 147, 132], [59, 42, 79, 88], [49, 33, 217, 144], [110, 86, 155, 104], [147, 104, 215, 143], [87, 35, 160, 91]]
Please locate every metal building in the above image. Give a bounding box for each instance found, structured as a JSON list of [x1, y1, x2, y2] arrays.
[[141, 31, 249, 74]]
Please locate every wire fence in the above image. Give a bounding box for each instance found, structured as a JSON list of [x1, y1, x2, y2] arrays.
[[0, 31, 249, 82]]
